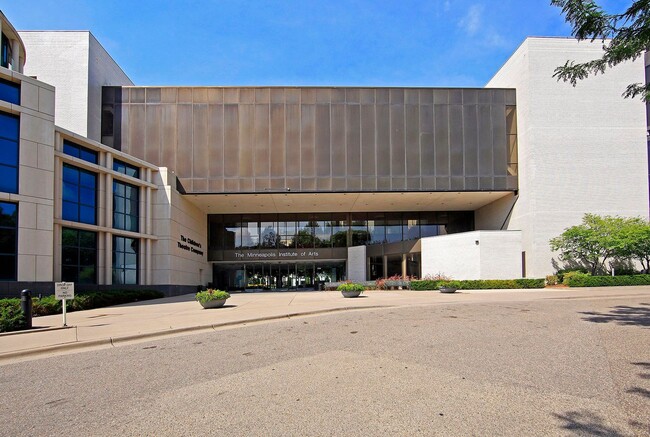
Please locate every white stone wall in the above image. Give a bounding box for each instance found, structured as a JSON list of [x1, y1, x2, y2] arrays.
[[0, 68, 56, 281], [152, 169, 210, 287], [421, 231, 523, 280], [87, 34, 133, 141], [19, 31, 132, 142], [347, 246, 366, 282], [485, 38, 649, 277]]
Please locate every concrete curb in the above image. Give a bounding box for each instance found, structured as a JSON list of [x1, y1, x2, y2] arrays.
[[0, 304, 392, 362], [0, 325, 75, 337]]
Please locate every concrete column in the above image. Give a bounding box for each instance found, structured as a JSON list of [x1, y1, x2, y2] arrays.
[[139, 238, 145, 285], [97, 232, 105, 285], [11, 38, 19, 72], [401, 254, 407, 278], [146, 238, 152, 285], [53, 223, 62, 281], [105, 232, 112, 285], [382, 255, 388, 279]]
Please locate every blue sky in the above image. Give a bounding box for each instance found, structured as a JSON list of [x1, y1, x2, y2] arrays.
[[1, 0, 631, 87]]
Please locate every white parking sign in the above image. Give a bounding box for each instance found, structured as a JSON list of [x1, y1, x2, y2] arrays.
[[55, 282, 75, 300]]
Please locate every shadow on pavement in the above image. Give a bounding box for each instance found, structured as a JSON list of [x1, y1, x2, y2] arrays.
[[116, 294, 196, 308], [553, 411, 626, 437], [579, 303, 650, 327]]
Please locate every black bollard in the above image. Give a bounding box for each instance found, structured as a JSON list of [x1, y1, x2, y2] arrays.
[[20, 289, 32, 329]]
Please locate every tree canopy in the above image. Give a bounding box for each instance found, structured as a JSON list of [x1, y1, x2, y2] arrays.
[[551, 0, 650, 100], [550, 213, 650, 274]]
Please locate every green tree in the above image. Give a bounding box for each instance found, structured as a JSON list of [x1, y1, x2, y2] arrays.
[[549, 214, 634, 275], [620, 217, 650, 272], [551, 0, 650, 100]]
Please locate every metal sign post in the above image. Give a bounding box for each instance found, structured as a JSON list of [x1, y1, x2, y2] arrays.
[[54, 282, 75, 327]]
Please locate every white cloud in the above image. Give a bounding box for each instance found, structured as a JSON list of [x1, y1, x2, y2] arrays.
[[458, 4, 483, 35]]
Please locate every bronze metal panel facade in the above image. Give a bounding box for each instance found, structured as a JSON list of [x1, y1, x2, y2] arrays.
[[102, 87, 517, 193]]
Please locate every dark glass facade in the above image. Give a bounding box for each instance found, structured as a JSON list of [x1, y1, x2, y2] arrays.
[[113, 180, 139, 232], [0, 201, 17, 280], [62, 164, 97, 225], [113, 236, 138, 285], [0, 111, 19, 194], [209, 211, 472, 254], [61, 228, 97, 284]]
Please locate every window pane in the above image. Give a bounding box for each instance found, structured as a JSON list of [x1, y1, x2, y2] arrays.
[[78, 265, 96, 284], [63, 165, 78, 183], [0, 78, 20, 105], [0, 138, 18, 166], [62, 247, 78, 265], [80, 148, 98, 164], [80, 248, 95, 266], [79, 206, 96, 224], [79, 187, 95, 206], [61, 266, 78, 283], [0, 202, 17, 227], [0, 228, 15, 253], [0, 112, 19, 139], [79, 171, 96, 188], [79, 230, 97, 249], [0, 254, 16, 280], [0, 165, 17, 193], [61, 228, 77, 246], [114, 182, 125, 197], [62, 202, 79, 222]]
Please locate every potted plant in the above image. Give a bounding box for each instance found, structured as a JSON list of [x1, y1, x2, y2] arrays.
[[196, 289, 231, 309], [439, 280, 460, 294], [337, 282, 365, 298]]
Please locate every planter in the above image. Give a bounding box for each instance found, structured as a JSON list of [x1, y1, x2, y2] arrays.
[[341, 290, 362, 298], [200, 298, 228, 309], [439, 287, 457, 294]]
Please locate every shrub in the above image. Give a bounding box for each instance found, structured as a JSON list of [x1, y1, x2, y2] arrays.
[[561, 271, 590, 285], [196, 289, 230, 304], [546, 275, 559, 286], [556, 268, 589, 283], [564, 274, 650, 287], [0, 303, 25, 333], [411, 278, 546, 290], [337, 283, 365, 292]]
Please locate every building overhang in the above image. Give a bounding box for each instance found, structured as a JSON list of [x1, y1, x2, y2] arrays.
[[184, 191, 514, 214]]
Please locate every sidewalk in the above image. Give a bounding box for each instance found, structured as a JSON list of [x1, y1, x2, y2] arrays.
[[2, 286, 650, 364]]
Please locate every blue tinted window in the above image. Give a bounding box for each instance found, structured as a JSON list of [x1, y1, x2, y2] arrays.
[[63, 140, 98, 164], [0, 201, 17, 280], [0, 112, 19, 194], [113, 159, 139, 178], [61, 227, 97, 284], [62, 164, 97, 225], [113, 180, 139, 232], [113, 236, 138, 285], [0, 78, 20, 105]]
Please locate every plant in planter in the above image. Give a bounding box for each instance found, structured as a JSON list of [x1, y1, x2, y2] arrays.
[[337, 282, 365, 298], [196, 289, 231, 309], [439, 280, 461, 294]]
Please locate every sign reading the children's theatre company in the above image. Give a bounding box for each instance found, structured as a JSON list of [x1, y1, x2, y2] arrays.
[[178, 235, 204, 256]]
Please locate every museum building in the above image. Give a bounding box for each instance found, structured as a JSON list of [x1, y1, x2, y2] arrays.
[[0, 10, 648, 296]]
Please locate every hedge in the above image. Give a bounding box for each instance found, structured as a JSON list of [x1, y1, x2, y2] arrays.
[[411, 278, 546, 291], [0, 289, 164, 333], [564, 274, 650, 287]]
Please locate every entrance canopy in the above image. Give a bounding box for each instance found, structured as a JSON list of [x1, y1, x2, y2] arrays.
[[186, 191, 512, 214]]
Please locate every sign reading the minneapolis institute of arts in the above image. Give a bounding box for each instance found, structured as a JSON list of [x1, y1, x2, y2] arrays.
[[218, 248, 342, 262], [178, 234, 204, 256]]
